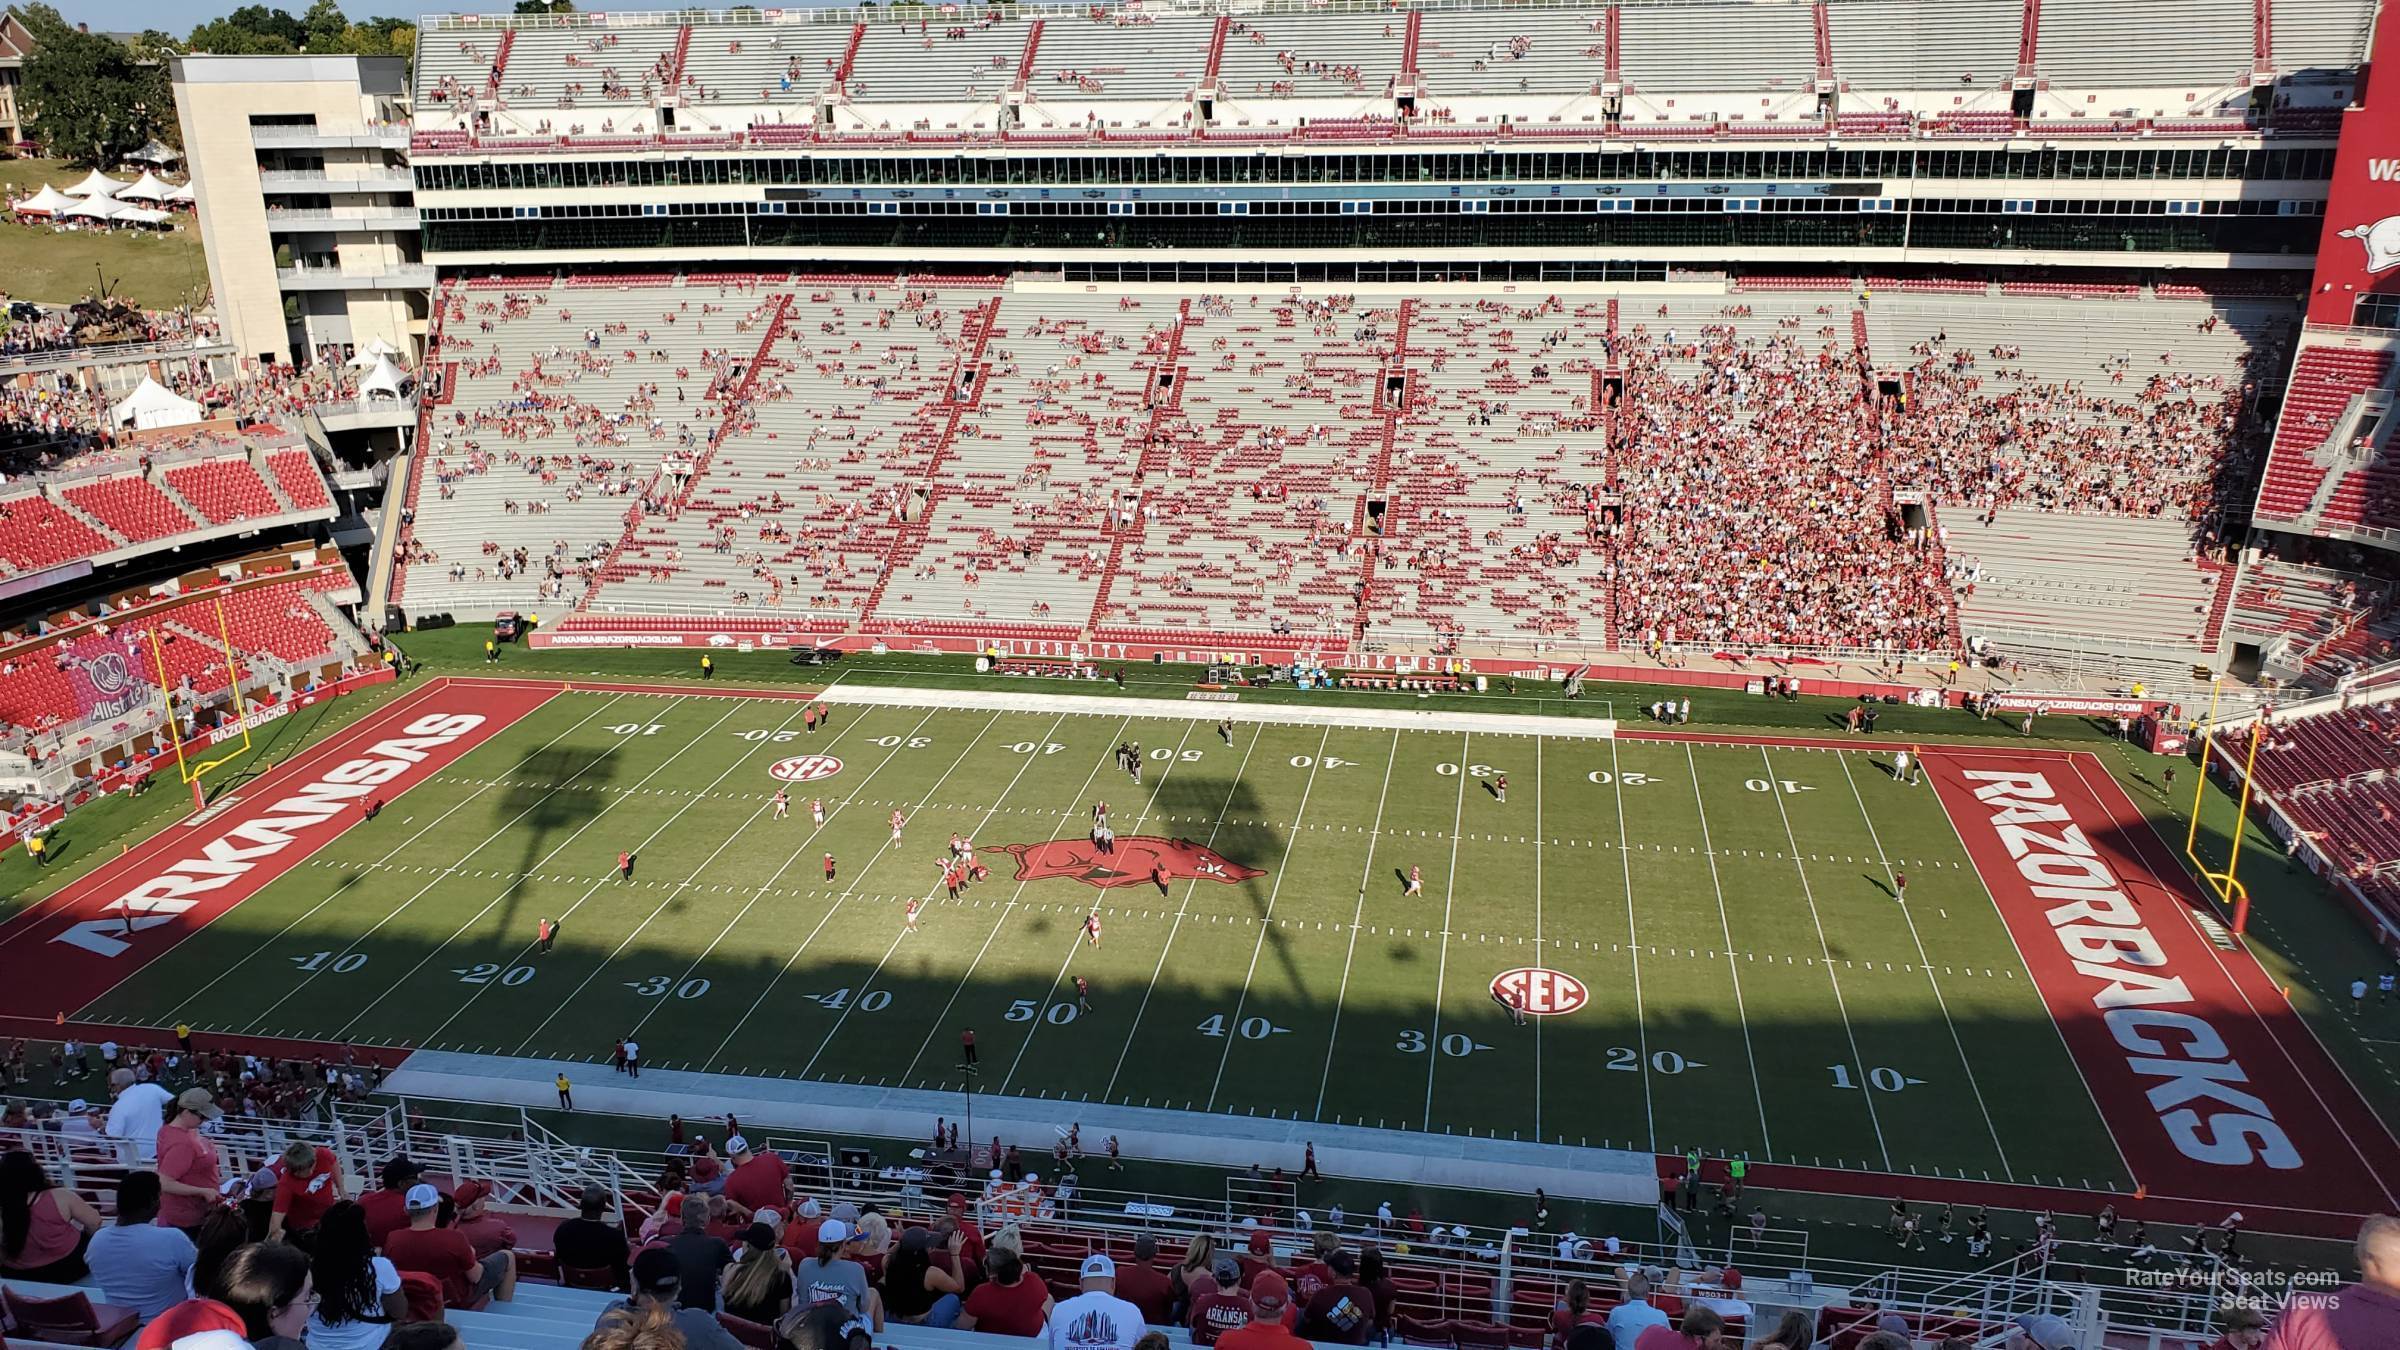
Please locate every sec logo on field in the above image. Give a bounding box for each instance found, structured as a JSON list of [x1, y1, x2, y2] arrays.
[[1491, 967, 1588, 1017], [769, 755, 845, 783]]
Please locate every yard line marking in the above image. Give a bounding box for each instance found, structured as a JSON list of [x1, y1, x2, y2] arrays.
[[799, 710, 1071, 1080], [336, 699, 748, 1042], [179, 692, 633, 1024], [1422, 732, 1472, 1128], [1682, 743, 1776, 1156], [1604, 737, 1656, 1151], [1835, 750, 2014, 1180], [1203, 726, 1331, 1110], [1005, 721, 1202, 1095], [620, 706, 937, 1043], [1754, 746, 1891, 1172], [1099, 723, 1263, 1102], [510, 700, 825, 1053], [711, 710, 1008, 1069], [1532, 734, 1544, 1143], [897, 716, 1134, 1086], [1312, 729, 1399, 1122]]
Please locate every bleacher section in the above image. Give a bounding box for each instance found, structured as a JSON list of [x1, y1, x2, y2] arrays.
[[0, 444, 338, 581], [411, 0, 2379, 150], [2227, 558, 2400, 686], [2242, 701, 2400, 916], [0, 559, 364, 739], [2253, 337, 2398, 536], [396, 276, 2303, 676]]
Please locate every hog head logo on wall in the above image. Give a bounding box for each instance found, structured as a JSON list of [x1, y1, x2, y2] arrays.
[[995, 835, 1266, 890], [2340, 213, 2400, 275]]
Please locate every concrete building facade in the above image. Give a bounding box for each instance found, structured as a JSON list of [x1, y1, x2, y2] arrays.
[[171, 54, 425, 370]]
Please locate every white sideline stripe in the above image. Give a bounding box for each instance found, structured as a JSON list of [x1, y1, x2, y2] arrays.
[[817, 684, 1620, 740]]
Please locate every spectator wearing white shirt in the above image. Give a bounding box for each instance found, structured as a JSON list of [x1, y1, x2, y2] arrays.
[[85, 1172, 196, 1321], [104, 1068, 173, 1163], [1049, 1254, 1146, 1350]]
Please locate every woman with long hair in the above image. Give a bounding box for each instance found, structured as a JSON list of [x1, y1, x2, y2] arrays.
[[721, 1222, 795, 1324], [192, 1201, 254, 1299], [1174, 1232, 1217, 1322], [1750, 1307, 1815, 1350], [212, 1241, 314, 1350], [0, 1149, 102, 1282], [305, 1201, 407, 1350]]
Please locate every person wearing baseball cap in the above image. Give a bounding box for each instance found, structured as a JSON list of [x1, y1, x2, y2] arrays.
[[358, 1157, 424, 1251], [1218, 1273, 1308, 1350], [1187, 1255, 1255, 1346], [451, 1180, 517, 1259], [596, 1247, 745, 1350], [155, 1090, 225, 1235], [797, 1217, 879, 1328], [723, 1135, 790, 1217], [2008, 1313, 2075, 1350], [137, 1297, 251, 1350], [1045, 1252, 1145, 1350], [1297, 1250, 1378, 1345], [385, 1182, 514, 1309]]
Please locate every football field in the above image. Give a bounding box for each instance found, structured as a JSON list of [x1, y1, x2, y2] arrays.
[[7, 675, 2396, 1228]]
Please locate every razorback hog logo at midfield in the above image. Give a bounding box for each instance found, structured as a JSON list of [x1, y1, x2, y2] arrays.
[[995, 836, 1266, 890]]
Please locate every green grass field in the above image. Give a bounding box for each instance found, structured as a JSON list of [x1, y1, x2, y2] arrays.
[[1, 156, 209, 309], [70, 683, 2128, 1188]]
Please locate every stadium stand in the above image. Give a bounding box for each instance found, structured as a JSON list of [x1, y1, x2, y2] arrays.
[[405, 0, 2380, 151], [0, 559, 368, 757], [2252, 339, 2398, 534], [392, 276, 2297, 684], [0, 439, 339, 581], [0, 1105, 2196, 1350], [2241, 700, 2400, 915]]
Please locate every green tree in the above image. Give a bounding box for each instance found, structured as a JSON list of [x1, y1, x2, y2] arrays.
[[302, 0, 349, 51], [514, 0, 577, 13], [185, 19, 296, 54], [16, 3, 169, 167], [220, 5, 308, 47]]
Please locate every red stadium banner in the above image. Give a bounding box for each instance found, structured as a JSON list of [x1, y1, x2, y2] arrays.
[[2307, 0, 2400, 324]]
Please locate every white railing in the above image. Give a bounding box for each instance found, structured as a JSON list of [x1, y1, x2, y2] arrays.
[[252, 124, 411, 148]]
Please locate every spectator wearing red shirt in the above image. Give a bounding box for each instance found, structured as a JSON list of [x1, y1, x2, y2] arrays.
[[1115, 1234, 1176, 1326], [451, 1181, 517, 1260], [1187, 1257, 1256, 1346], [780, 1197, 825, 1263], [358, 1157, 424, 1251], [1217, 1274, 1309, 1350], [152, 1089, 224, 1234], [385, 1184, 515, 1309], [266, 1142, 347, 1242], [2262, 1214, 2400, 1350], [722, 1137, 788, 1217], [957, 1245, 1052, 1336]]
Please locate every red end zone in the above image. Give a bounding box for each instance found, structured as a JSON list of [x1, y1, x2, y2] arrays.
[[1925, 747, 2400, 1228], [0, 677, 558, 1028]]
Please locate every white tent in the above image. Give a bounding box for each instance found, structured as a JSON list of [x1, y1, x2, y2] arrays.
[[111, 205, 172, 227], [117, 171, 175, 202], [12, 185, 77, 217], [346, 335, 404, 369], [61, 195, 127, 220], [112, 377, 204, 431], [164, 183, 195, 203], [66, 169, 129, 198], [126, 139, 181, 166], [359, 354, 417, 402]]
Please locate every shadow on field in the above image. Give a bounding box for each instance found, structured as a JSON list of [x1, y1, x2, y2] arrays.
[[496, 743, 621, 930]]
